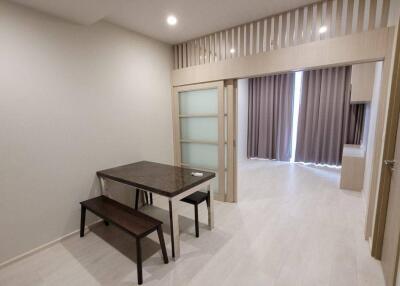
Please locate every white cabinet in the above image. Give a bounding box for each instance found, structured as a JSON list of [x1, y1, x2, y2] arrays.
[[340, 144, 366, 191], [351, 62, 376, 103]]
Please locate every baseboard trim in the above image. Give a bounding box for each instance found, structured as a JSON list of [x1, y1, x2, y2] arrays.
[[0, 219, 102, 269]]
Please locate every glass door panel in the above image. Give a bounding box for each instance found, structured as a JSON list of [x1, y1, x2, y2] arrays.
[[179, 89, 218, 115], [180, 117, 218, 142], [180, 143, 218, 170]]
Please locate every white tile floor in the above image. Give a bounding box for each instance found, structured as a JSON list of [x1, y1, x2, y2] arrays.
[[0, 160, 385, 286]]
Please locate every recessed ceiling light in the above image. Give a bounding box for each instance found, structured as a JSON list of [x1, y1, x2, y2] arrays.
[[230, 48, 235, 54], [319, 26, 327, 34], [167, 15, 177, 26]]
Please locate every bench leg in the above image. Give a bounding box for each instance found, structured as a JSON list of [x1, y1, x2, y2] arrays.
[[135, 189, 140, 210], [157, 226, 169, 264], [80, 205, 86, 237], [144, 191, 149, 205], [136, 238, 143, 285], [150, 193, 153, 205], [194, 204, 199, 238]]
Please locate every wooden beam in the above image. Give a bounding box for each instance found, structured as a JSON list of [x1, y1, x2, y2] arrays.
[[172, 28, 390, 86]]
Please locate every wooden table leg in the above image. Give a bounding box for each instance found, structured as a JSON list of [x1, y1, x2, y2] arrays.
[[207, 184, 214, 230], [169, 200, 180, 259]]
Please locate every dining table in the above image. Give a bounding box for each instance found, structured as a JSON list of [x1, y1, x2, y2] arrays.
[[96, 161, 216, 260]]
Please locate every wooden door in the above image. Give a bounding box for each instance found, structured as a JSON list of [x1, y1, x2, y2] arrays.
[[372, 20, 400, 261], [381, 118, 400, 286]]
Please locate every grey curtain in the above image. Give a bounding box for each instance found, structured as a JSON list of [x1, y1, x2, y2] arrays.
[[295, 66, 355, 166], [247, 73, 295, 161]]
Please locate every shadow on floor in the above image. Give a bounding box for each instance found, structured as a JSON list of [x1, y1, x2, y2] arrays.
[[89, 222, 159, 263], [139, 204, 211, 240], [60, 205, 227, 285]]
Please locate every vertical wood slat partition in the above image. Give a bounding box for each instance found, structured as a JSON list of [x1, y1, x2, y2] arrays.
[[173, 0, 390, 70]]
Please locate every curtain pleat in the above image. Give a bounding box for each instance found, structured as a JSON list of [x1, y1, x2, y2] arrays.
[[295, 66, 352, 166], [247, 73, 295, 161]]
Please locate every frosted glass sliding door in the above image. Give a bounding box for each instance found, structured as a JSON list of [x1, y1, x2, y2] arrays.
[[172, 82, 225, 198]]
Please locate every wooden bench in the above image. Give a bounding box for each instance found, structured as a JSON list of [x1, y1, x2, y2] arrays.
[[80, 195, 168, 285]]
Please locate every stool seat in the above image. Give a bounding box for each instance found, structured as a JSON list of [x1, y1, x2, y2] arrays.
[[181, 191, 209, 205]]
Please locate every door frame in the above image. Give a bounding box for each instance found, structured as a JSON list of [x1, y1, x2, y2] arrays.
[[225, 79, 238, 202], [371, 20, 400, 275]]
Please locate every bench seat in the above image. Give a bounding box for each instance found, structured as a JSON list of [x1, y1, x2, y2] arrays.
[[80, 195, 168, 285], [81, 195, 161, 238]]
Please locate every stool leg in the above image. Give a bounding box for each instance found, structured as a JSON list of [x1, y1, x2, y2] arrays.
[[80, 205, 86, 237], [150, 193, 153, 205], [141, 191, 146, 206], [157, 226, 169, 264], [135, 189, 140, 210], [194, 204, 199, 238], [136, 238, 143, 285]]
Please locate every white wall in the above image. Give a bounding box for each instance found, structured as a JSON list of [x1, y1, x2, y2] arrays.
[[0, 1, 173, 264], [237, 79, 249, 164], [363, 62, 383, 211]]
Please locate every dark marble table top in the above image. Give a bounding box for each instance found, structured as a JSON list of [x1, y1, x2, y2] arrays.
[[97, 161, 216, 197]]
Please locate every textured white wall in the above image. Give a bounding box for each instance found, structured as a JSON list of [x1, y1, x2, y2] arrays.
[[362, 62, 383, 210], [0, 1, 173, 264], [237, 79, 249, 164]]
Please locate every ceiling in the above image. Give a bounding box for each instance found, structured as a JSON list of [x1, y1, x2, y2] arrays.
[[11, 0, 317, 44]]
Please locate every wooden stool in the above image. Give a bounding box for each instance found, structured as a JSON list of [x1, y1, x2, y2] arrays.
[[80, 196, 168, 285], [181, 191, 210, 237], [135, 189, 210, 238]]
